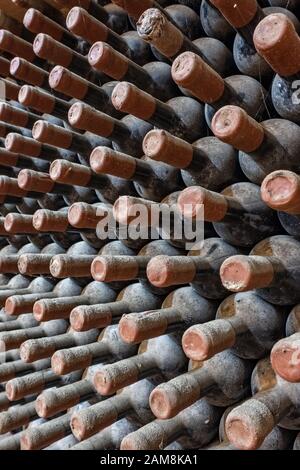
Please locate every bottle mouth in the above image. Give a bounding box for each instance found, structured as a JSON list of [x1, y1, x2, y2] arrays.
[[261, 171, 300, 213]]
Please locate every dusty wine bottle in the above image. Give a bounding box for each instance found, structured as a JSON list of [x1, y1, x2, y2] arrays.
[[5, 368, 81, 402], [209, 0, 293, 80], [146, 238, 241, 299], [149, 350, 253, 418], [0, 318, 67, 351], [224, 357, 300, 450], [70, 419, 138, 450], [143, 129, 238, 190], [120, 399, 222, 450], [23, 8, 80, 51], [87, 41, 179, 102], [254, 13, 300, 124], [171, 51, 269, 127], [50, 325, 137, 377], [92, 332, 188, 397], [48, 66, 119, 118], [220, 235, 300, 305], [32, 119, 110, 158], [66, 7, 152, 66], [200, 0, 234, 44], [48, 159, 136, 205], [18, 85, 71, 122], [69, 283, 162, 332], [177, 183, 279, 247], [91, 240, 182, 298], [211, 105, 300, 184], [182, 292, 285, 361], [33, 33, 104, 82], [118, 286, 216, 344], [261, 170, 300, 237], [68, 101, 151, 158], [70, 378, 158, 440], [90, 147, 182, 202], [111, 81, 205, 143]]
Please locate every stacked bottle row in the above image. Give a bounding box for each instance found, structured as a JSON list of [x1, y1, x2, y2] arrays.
[[0, 0, 299, 451]]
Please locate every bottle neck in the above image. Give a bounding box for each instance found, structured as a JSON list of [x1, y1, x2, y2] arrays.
[[236, 5, 265, 47], [131, 160, 157, 187]]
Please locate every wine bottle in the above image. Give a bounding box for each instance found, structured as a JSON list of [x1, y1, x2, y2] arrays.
[[50, 325, 138, 377], [48, 240, 133, 282], [149, 350, 253, 418], [111, 0, 193, 29], [68, 102, 151, 158], [0, 318, 67, 351], [120, 399, 222, 450], [90, 147, 182, 202], [270, 304, 300, 382], [68, 378, 155, 440], [206, 404, 296, 450], [0, 240, 41, 274], [32, 33, 103, 82], [0, 402, 39, 434], [143, 129, 238, 190], [70, 419, 137, 450], [146, 238, 241, 298], [0, 29, 36, 62], [224, 357, 300, 450], [0, 357, 50, 383], [177, 182, 279, 247], [23, 8, 80, 51], [2, 78, 21, 102], [136, 8, 233, 75], [31, 281, 117, 323], [53, 0, 129, 34], [211, 105, 300, 184], [200, 0, 234, 45], [92, 332, 187, 397], [5, 368, 81, 402], [66, 7, 152, 66], [171, 52, 269, 128], [0, 102, 43, 131], [48, 66, 119, 118], [10, 56, 52, 91], [20, 412, 75, 450], [49, 160, 136, 205], [69, 283, 162, 332], [271, 332, 300, 383], [91, 239, 182, 297], [18, 85, 72, 122], [88, 41, 180, 102], [209, 0, 299, 81], [220, 235, 300, 305], [0, 9, 32, 39], [67, 201, 113, 230], [32, 119, 110, 158], [113, 192, 199, 250], [1, 239, 63, 276], [253, 13, 300, 123], [182, 292, 285, 361], [7, 248, 93, 309], [118, 286, 216, 344], [261, 170, 300, 237], [111, 81, 205, 143], [20, 325, 102, 363]]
